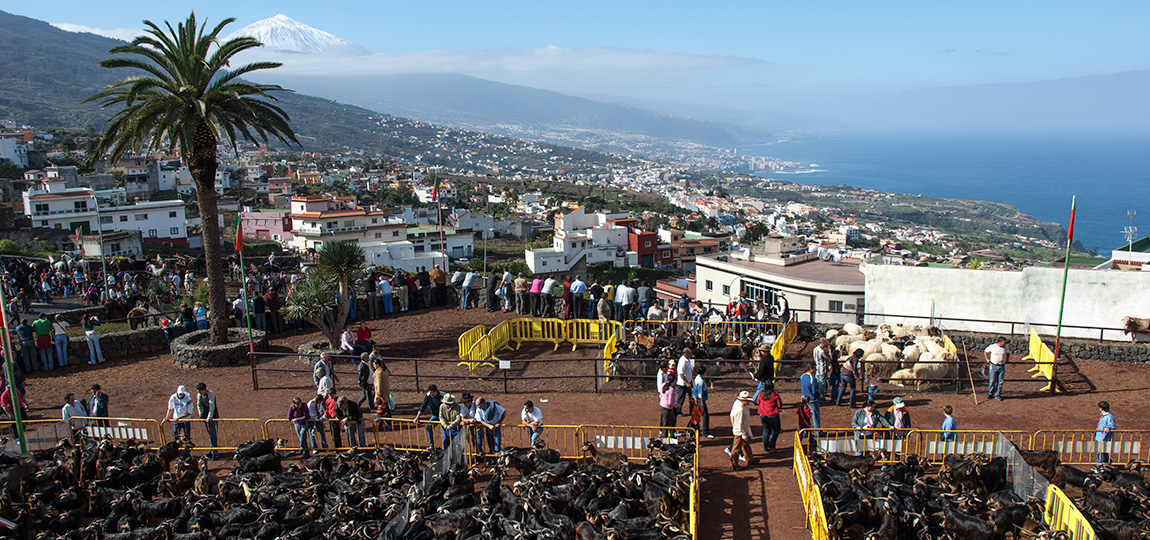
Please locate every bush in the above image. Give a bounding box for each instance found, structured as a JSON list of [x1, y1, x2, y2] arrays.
[[0, 240, 21, 255]]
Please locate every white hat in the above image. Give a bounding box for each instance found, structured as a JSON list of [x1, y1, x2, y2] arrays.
[[176, 385, 187, 396]]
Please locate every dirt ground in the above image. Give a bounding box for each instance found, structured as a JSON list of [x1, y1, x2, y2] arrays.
[[17, 305, 1150, 540]]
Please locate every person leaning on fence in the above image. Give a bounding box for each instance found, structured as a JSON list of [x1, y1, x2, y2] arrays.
[[458, 393, 481, 451], [984, 336, 1008, 401], [288, 397, 311, 457], [851, 400, 892, 452], [941, 405, 957, 441], [800, 364, 822, 432], [89, 384, 109, 427], [475, 397, 506, 455], [439, 394, 462, 444], [1095, 401, 1116, 464], [658, 361, 677, 436], [414, 385, 443, 449], [336, 396, 366, 449], [521, 400, 544, 446], [62, 393, 87, 441], [166, 385, 194, 440], [324, 393, 343, 449], [885, 396, 912, 438], [196, 383, 220, 460], [306, 393, 327, 450]]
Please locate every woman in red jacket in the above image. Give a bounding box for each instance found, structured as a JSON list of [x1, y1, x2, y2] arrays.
[[755, 382, 782, 452]]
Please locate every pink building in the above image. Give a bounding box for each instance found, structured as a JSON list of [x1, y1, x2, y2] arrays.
[[240, 208, 294, 244]]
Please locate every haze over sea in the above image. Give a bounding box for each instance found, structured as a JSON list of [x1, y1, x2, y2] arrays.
[[740, 133, 1150, 254]]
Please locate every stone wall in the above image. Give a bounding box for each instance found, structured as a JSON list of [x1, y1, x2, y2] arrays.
[[170, 328, 268, 368], [62, 326, 167, 366], [52, 305, 107, 325]]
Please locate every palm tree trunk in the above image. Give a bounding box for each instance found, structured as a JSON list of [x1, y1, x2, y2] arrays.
[[188, 122, 231, 345]]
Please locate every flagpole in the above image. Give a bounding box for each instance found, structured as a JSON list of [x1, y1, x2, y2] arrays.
[[435, 169, 446, 270], [0, 280, 28, 454], [1052, 196, 1075, 390], [236, 216, 256, 360]]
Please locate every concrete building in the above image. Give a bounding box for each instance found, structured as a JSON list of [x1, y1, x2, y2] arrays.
[[406, 225, 474, 261], [1095, 235, 1150, 271], [23, 178, 190, 247], [79, 230, 144, 258], [695, 250, 866, 325], [449, 209, 495, 239], [525, 207, 638, 275], [658, 229, 726, 273], [240, 208, 294, 243], [0, 135, 30, 168]]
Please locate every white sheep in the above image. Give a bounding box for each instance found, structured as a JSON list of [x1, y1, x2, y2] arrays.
[[835, 334, 857, 351], [888, 368, 916, 387], [842, 323, 863, 336], [850, 340, 882, 358], [825, 329, 840, 340], [880, 343, 901, 360], [910, 357, 955, 390], [864, 351, 899, 377], [901, 344, 921, 365]]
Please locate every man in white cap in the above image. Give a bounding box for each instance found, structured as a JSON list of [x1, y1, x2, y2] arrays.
[[166, 385, 195, 440], [729, 390, 755, 470]]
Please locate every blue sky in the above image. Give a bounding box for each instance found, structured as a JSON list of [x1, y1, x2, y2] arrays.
[[15, 1, 1150, 126]]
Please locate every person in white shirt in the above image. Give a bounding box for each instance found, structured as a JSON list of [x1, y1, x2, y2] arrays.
[[61, 393, 87, 439], [647, 300, 667, 321], [983, 336, 1009, 401], [458, 392, 479, 450], [306, 393, 327, 449], [540, 277, 558, 317], [675, 349, 695, 416], [521, 400, 544, 446], [166, 385, 195, 440], [728, 391, 755, 470]]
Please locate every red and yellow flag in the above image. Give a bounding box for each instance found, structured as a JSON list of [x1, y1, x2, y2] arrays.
[[235, 215, 244, 254]]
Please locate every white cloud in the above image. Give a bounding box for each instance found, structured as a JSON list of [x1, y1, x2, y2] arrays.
[[52, 23, 142, 42], [238, 45, 763, 77]]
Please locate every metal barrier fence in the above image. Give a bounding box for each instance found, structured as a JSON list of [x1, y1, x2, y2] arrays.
[[801, 427, 907, 458], [912, 429, 1033, 465], [702, 320, 783, 346], [565, 320, 620, 350], [579, 424, 697, 462], [0, 419, 74, 452], [1033, 429, 1147, 465], [457, 325, 486, 359], [793, 432, 830, 540], [771, 319, 798, 362], [1023, 328, 1059, 392], [75, 416, 164, 445], [159, 418, 267, 452], [1045, 485, 1096, 540], [508, 318, 567, 350]]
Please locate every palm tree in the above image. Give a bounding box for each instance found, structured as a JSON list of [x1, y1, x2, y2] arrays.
[[285, 240, 366, 348], [85, 12, 298, 345]]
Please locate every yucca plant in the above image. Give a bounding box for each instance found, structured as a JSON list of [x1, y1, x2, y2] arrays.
[[285, 240, 365, 347]]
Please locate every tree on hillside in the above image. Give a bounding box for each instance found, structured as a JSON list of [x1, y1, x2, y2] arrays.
[[85, 12, 298, 345], [283, 240, 365, 348]]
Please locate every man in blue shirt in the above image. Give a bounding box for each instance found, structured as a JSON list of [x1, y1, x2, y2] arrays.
[[799, 364, 822, 432], [1095, 401, 1115, 464], [940, 405, 957, 442], [15, 319, 36, 373], [569, 276, 587, 319], [414, 384, 443, 448], [475, 396, 506, 454]]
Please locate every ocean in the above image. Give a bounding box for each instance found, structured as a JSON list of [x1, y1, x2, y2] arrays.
[[739, 133, 1150, 254]]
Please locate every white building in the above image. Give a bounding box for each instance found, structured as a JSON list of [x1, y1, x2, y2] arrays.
[[414, 183, 457, 203], [79, 230, 144, 258], [0, 136, 29, 168], [23, 178, 191, 248], [449, 209, 495, 239], [525, 207, 638, 275]]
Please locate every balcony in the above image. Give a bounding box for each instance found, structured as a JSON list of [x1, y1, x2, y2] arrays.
[[295, 225, 367, 236], [31, 208, 97, 217]]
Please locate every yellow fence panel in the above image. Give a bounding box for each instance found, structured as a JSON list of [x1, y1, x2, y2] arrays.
[[458, 325, 487, 360], [793, 433, 830, 540], [71, 417, 165, 447], [506, 318, 567, 350], [0, 420, 75, 452], [266, 417, 434, 453], [1045, 485, 1096, 540], [1023, 328, 1059, 392], [577, 424, 696, 463], [566, 320, 621, 350], [771, 319, 798, 363], [160, 418, 267, 452], [1033, 430, 1146, 465], [910, 430, 1032, 465], [800, 428, 906, 459], [943, 335, 958, 356]]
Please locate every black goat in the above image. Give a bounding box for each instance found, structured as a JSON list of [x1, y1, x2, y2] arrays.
[[943, 504, 998, 540], [234, 439, 276, 461], [823, 450, 889, 475]]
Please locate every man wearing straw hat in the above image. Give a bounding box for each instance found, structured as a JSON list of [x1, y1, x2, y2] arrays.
[[729, 391, 756, 471], [439, 393, 463, 445]]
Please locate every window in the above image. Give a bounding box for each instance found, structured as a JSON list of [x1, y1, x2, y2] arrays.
[[147, 229, 157, 237], [272, 234, 280, 241], [722, 285, 730, 296], [374, 232, 382, 239], [119, 216, 128, 222], [644, 241, 651, 248], [829, 300, 844, 312], [343, 220, 355, 228], [169, 211, 177, 218], [74, 201, 88, 211], [663, 251, 671, 258], [170, 227, 179, 235], [99, 216, 113, 224], [392, 230, 400, 237], [705, 280, 713, 291], [371, 218, 378, 224], [110, 242, 120, 253], [34, 203, 48, 214], [135, 213, 148, 221]]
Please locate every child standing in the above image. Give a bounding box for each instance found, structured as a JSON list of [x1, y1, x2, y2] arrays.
[[797, 396, 813, 443], [865, 369, 880, 402]]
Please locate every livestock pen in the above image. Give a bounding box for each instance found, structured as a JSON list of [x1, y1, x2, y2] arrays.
[[793, 427, 1150, 540]]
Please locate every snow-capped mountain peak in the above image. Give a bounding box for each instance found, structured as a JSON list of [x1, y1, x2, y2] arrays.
[[226, 14, 371, 56]]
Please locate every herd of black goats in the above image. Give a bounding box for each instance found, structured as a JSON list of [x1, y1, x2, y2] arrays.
[[811, 445, 1150, 540], [0, 434, 695, 540]]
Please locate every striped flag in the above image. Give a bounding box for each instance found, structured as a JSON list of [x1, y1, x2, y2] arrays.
[[1066, 197, 1076, 242], [75, 229, 82, 255], [431, 171, 440, 201], [235, 215, 243, 254]]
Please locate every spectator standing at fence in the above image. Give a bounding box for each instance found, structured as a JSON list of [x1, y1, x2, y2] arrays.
[[570, 276, 587, 319], [395, 273, 410, 312], [336, 396, 366, 448], [475, 396, 506, 454], [812, 339, 833, 401], [62, 393, 87, 439], [647, 299, 667, 321], [89, 384, 109, 426], [83, 315, 106, 364], [166, 385, 194, 440], [728, 391, 755, 471], [196, 383, 219, 460], [851, 400, 892, 447], [33, 313, 54, 371], [984, 336, 1009, 401], [418, 266, 433, 309], [596, 294, 612, 322], [456, 271, 473, 310], [675, 349, 695, 416], [636, 281, 653, 320], [690, 365, 713, 438], [587, 279, 603, 320], [313, 353, 338, 389], [800, 364, 822, 431], [439, 393, 462, 444], [1096, 401, 1115, 463], [377, 275, 393, 315], [288, 397, 311, 457], [658, 360, 677, 435], [941, 405, 956, 441], [797, 396, 813, 445], [755, 382, 782, 453], [540, 276, 558, 318], [560, 276, 573, 319], [15, 319, 35, 374], [885, 397, 912, 438], [836, 349, 862, 408], [459, 393, 480, 450], [306, 393, 327, 450], [500, 269, 514, 313], [514, 273, 529, 315], [528, 276, 543, 317], [430, 264, 447, 306], [521, 400, 544, 446], [324, 393, 342, 449], [414, 384, 443, 448], [0, 385, 27, 421]]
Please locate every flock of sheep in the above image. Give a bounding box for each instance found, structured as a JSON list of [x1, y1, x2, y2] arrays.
[[826, 323, 959, 389]]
